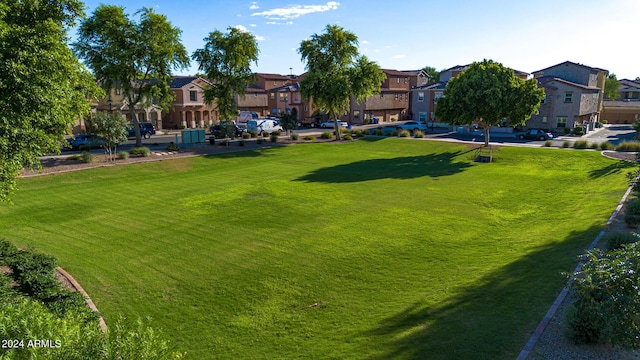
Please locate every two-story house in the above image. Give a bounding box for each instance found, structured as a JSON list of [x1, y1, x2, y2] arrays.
[[92, 81, 163, 132], [162, 76, 218, 129], [528, 61, 608, 132], [345, 69, 422, 124], [601, 79, 640, 124]]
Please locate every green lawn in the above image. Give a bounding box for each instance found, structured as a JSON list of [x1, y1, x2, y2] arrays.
[[0, 138, 633, 359]]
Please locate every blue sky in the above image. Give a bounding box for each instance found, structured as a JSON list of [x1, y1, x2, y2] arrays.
[[77, 0, 639, 80]]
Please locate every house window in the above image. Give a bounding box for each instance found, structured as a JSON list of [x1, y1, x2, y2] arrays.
[[396, 78, 400, 84], [404, 77, 408, 84], [564, 92, 573, 103], [418, 92, 425, 102], [557, 116, 567, 128], [279, 93, 287, 101], [395, 94, 399, 101], [353, 110, 360, 122], [542, 116, 548, 123], [419, 112, 427, 121], [270, 93, 275, 99], [189, 91, 197, 102], [274, 80, 277, 85]]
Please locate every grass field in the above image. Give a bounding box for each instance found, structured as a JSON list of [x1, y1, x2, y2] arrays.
[[0, 138, 634, 359]]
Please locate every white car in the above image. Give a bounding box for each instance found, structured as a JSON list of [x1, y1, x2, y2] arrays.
[[395, 121, 427, 132], [319, 120, 348, 128]]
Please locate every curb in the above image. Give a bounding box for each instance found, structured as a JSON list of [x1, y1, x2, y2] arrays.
[[56, 266, 107, 331], [516, 175, 636, 359]]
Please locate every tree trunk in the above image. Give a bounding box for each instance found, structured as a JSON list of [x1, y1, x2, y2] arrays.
[[128, 104, 142, 147], [333, 114, 341, 141], [484, 126, 490, 147]]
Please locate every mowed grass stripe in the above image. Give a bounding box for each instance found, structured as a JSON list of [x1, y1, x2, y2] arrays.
[[0, 139, 632, 359]]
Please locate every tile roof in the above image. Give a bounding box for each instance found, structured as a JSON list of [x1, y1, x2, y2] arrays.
[[256, 73, 291, 80], [620, 79, 640, 91], [603, 99, 640, 108], [170, 76, 211, 89]]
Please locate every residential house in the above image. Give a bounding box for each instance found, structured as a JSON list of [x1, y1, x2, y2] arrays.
[[601, 79, 640, 123], [345, 69, 420, 124], [162, 76, 218, 129], [528, 61, 608, 132], [236, 85, 270, 118], [268, 82, 303, 121], [91, 81, 163, 132]]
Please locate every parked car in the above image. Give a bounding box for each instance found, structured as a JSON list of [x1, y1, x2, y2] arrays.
[[127, 122, 156, 139], [516, 129, 554, 141], [66, 134, 108, 150], [395, 121, 427, 132], [210, 122, 245, 138], [319, 120, 348, 128], [247, 119, 283, 135]]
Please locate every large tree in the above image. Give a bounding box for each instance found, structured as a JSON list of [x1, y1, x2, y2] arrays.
[[192, 27, 259, 137], [0, 0, 98, 202], [73, 5, 189, 147], [421, 66, 440, 83], [435, 59, 545, 147], [298, 25, 385, 140], [604, 73, 620, 100]]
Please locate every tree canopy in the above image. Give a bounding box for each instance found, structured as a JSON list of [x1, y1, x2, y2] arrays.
[[73, 5, 189, 146], [0, 0, 98, 202], [298, 24, 385, 140], [421, 66, 440, 83], [604, 73, 620, 100], [192, 27, 259, 122], [84, 112, 129, 161], [435, 59, 545, 146]]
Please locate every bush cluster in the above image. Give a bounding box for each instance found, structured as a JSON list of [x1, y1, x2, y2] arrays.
[[573, 140, 589, 149], [242, 133, 251, 139], [262, 131, 270, 137], [414, 130, 425, 138], [562, 141, 571, 148], [543, 140, 552, 147], [303, 135, 316, 141], [81, 151, 93, 163], [398, 130, 410, 137], [250, 131, 258, 138], [320, 132, 333, 139], [290, 133, 300, 140], [599, 141, 615, 150], [271, 130, 282, 136], [343, 134, 353, 140], [616, 141, 640, 152], [601, 232, 639, 251], [625, 199, 640, 227], [117, 151, 130, 160], [573, 127, 584, 136], [130, 147, 151, 157], [270, 134, 278, 143]]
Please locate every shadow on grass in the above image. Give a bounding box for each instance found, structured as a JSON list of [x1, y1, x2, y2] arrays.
[[361, 225, 604, 360], [588, 160, 636, 179], [202, 148, 275, 160], [295, 151, 472, 183]]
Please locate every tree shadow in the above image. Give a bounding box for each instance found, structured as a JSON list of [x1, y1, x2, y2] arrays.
[[202, 148, 275, 160], [359, 225, 605, 360], [588, 160, 636, 179], [295, 152, 472, 183]]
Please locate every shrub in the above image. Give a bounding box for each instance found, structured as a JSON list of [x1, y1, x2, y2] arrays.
[[391, 130, 399, 137], [242, 133, 251, 139], [303, 135, 316, 141], [81, 151, 93, 163], [566, 243, 640, 348], [602, 120, 609, 124], [262, 131, 270, 137], [44, 289, 99, 321], [117, 151, 130, 160], [398, 130, 410, 137], [573, 140, 589, 149], [353, 130, 363, 137], [166, 142, 180, 151], [270, 134, 278, 143], [601, 232, 639, 251], [290, 133, 299, 140], [78, 144, 91, 152], [624, 199, 640, 227], [562, 141, 570, 148], [544, 140, 552, 147], [271, 130, 282, 136], [590, 142, 599, 149], [414, 130, 425, 138], [363, 118, 370, 125], [320, 132, 333, 139], [343, 134, 353, 140], [573, 127, 585, 136], [250, 131, 258, 138], [130, 147, 151, 157], [616, 141, 640, 152], [66, 154, 82, 161], [564, 127, 572, 135], [599, 141, 615, 150], [256, 138, 264, 144], [0, 240, 18, 265]]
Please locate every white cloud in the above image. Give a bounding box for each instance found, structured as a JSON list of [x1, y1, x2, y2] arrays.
[[361, 40, 369, 45], [266, 21, 276, 25], [252, 1, 340, 21], [233, 25, 265, 41], [249, 24, 257, 27], [250, 2, 259, 10], [392, 54, 406, 59]]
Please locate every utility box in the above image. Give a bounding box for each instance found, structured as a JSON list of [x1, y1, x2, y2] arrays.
[[181, 129, 206, 144]]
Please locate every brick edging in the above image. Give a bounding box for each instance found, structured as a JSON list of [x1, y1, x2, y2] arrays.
[[516, 178, 636, 359], [55, 266, 107, 331]]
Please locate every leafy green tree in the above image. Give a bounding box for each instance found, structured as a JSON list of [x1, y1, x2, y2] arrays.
[[279, 108, 299, 134], [192, 27, 259, 131], [84, 112, 129, 161], [604, 73, 620, 100], [566, 242, 640, 348], [435, 59, 545, 147], [299, 25, 385, 140], [421, 66, 440, 83], [0, 0, 99, 202], [74, 5, 189, 147]]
